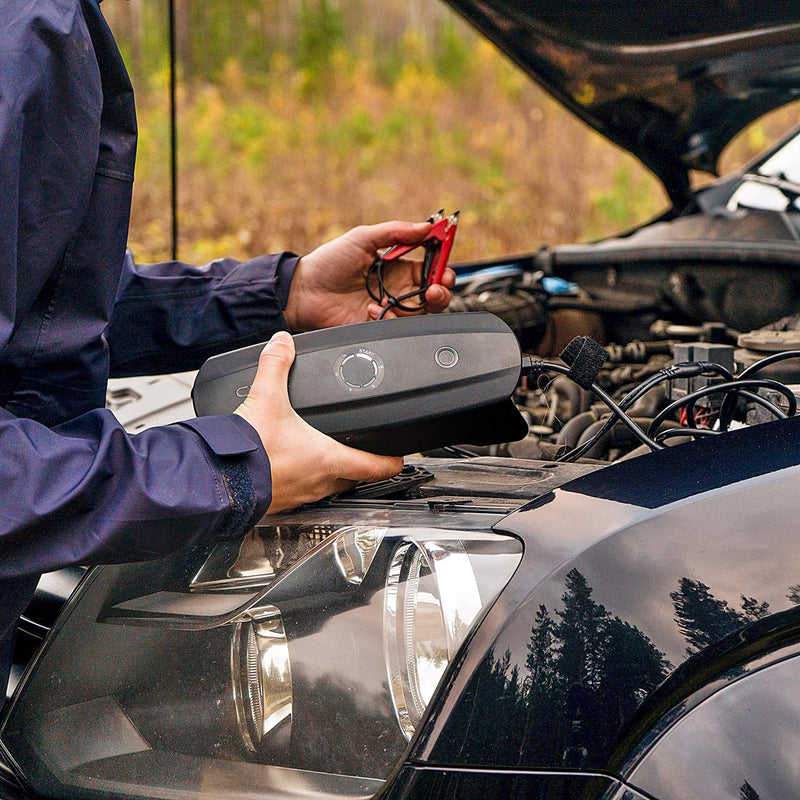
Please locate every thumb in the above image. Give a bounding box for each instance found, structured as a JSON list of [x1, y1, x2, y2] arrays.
[[248, 330, 295, 403], [353, 220, 432, 252]]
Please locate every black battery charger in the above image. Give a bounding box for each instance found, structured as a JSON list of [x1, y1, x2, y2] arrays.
[[192, 312, 528, 456]]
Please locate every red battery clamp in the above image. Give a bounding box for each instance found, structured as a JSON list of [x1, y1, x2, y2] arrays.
[[367, 209, 459, 317]]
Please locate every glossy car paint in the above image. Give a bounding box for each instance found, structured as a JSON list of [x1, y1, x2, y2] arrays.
[[5, 423, 800, 799], [390, 414, 800, 798]]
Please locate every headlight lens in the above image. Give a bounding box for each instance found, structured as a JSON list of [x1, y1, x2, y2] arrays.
[[385, 539, 482, 739], [0, 522, 521, 800], [231, 608, 292, 754]]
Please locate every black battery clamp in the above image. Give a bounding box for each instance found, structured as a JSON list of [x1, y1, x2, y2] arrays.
[[192, 312, 528, 456]]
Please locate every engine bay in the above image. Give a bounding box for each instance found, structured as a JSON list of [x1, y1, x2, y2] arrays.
[[445, 231, 800, 465]]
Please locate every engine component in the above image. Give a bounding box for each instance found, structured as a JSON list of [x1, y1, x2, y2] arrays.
[[669, 342, 736, 399], [736, 328, 800, 385]]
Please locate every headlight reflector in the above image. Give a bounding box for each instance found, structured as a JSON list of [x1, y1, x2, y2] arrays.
[[385, 540, 482, 739]]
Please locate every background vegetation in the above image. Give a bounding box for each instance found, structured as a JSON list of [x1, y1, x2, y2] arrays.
[[104, 0, 797, 265]]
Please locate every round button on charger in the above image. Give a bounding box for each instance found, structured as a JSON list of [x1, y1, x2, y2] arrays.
[[336, 350, 385, 390], [435, 346, 459, 368]]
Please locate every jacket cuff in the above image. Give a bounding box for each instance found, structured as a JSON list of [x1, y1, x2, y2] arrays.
[[179, 415, 272, 534], [180, 414, 261, 455], [275, 252, 301, 312]]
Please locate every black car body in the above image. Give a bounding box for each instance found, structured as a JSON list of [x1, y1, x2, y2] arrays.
[[5, 2, 800, 800], [5, 424, 800, 800]]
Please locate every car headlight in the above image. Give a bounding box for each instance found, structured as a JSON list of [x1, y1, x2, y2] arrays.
[[384, 538, 483, 739], [0, 520, 521, 800], [230, 607, 292, 754]]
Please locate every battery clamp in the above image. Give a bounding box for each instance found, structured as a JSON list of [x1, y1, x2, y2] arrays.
[[192, 313, 528, 456]]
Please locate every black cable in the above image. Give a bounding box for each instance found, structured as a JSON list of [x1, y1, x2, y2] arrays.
[[524, 352, 798, 462], [685, 388, 788, 430], [522, 358, 663, 459], [573, 416, 672, 460], [737, 349, 800, 380], [560, 361, 732, 463], [585, 382, 662, 452], [718, 349, 800, 428], [367, 258, 429, 318], [621, 361, 734, 410], [654, 427, 720, 444], [367, 233, 443, 318], [648, 379, 797, 438]]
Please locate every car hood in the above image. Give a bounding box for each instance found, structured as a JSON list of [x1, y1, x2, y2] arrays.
[[444, 0, 800, 205], [413, 413, 800, 774]]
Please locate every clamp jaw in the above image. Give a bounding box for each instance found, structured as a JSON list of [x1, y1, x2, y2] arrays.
[[380, 209, 459, 288], [367, 209, 459, 316]]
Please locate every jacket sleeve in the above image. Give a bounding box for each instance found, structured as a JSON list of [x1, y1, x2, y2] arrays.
[[0, 406, 272, 580], [106, 249, 301, 376]]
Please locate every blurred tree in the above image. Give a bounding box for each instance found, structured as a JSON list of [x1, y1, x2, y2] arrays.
[[298, 0, 345, 78]]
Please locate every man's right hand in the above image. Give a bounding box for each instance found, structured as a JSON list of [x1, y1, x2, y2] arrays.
[[234, 331, 403, 514]]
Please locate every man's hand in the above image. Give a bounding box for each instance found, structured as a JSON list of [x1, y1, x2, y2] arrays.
[[234, 331, 403, 514], [283, 220, 457, 331]]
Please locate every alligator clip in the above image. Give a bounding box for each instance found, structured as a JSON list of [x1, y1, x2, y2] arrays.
[[380, 209, 459, 288], [366, 210, 459, 317]]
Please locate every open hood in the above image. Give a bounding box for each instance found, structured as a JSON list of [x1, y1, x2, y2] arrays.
[[444, 0, 800, 206]]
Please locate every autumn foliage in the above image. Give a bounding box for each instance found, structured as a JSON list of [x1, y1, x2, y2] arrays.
[[104, 1, 794, 266]]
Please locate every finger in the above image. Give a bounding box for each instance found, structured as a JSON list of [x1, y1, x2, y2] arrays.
[[424, 283, 453, 312], [367, 302, 389, 320], [331, 442, 404, 483], [439, 266, 457, 289], [248, 330, 295, 402], [351, 220, 432, 253]]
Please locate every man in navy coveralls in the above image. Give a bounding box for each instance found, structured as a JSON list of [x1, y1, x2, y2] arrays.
[[0, 0, 454, 693]]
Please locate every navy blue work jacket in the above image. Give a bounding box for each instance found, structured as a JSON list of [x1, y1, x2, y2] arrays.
[[0, 0, 299, 690]]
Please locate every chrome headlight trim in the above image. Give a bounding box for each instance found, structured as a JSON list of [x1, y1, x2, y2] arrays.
[[384, 538, 484, 740]]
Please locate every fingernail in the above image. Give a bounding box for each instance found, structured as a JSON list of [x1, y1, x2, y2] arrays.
[[266, 330, 292, 348]]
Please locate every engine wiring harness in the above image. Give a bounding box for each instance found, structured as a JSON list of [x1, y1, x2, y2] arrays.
[[518, 337, 800, 464]]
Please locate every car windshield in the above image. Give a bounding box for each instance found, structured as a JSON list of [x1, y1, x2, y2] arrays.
[[726, 120, 800, 212]]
